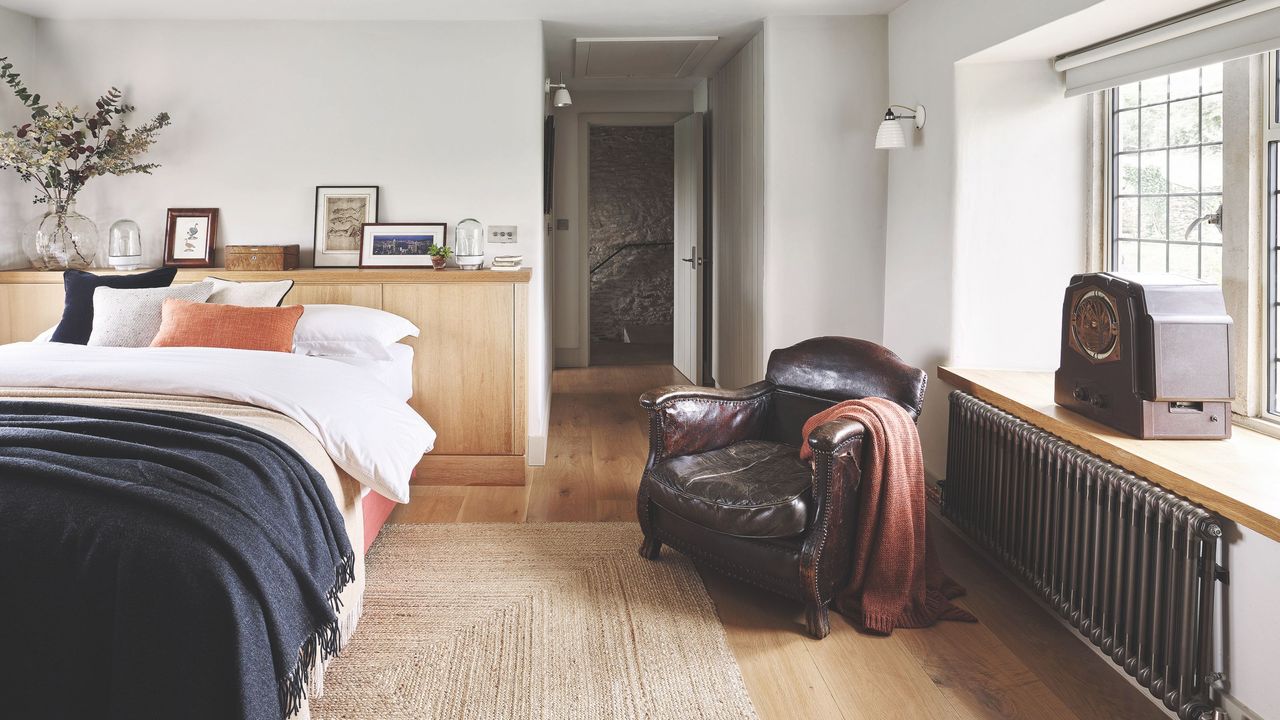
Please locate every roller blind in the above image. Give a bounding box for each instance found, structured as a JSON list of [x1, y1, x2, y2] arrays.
[[1056, 0, 1280, 97]]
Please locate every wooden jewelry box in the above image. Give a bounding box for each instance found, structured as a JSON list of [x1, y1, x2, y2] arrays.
[[224, 245, 300, 271]]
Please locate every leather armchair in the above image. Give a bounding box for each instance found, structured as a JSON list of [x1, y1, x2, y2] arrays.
[[636, 337, 927, 638]]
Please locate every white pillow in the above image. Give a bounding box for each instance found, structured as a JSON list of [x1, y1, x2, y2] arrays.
[[293, 304, 419, 361], [203, 276, 294, 307], [87, 282, 215, 348]]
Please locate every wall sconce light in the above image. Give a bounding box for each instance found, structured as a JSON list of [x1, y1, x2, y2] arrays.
[[546, 74, 573, 108], [874, 104, 926, 149]]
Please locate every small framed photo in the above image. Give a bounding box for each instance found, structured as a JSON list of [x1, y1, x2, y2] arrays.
[[359, 223, 447, 268], [314, 186, 378, 267], [164, 208, 218, 267]]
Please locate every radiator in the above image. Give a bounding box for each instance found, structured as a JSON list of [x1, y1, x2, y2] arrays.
[[943, 391, 1224, 720]]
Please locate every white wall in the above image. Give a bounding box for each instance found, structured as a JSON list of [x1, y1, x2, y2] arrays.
[[761, 15, 888, 357], [6, 18, 552, 447], [0, 6, 37, 270], [885, 0, 1097, 478], [951, 59, 1088, 367], [549, 89, 693, 366]]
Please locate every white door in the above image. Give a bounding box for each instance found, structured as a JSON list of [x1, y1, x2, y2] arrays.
[[673, 112, 704, 383]]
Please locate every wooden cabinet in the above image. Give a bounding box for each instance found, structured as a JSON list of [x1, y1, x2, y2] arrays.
[[0, 268, 531, 485], [384, 283, 517, 455], [0, 284, 65, 341]]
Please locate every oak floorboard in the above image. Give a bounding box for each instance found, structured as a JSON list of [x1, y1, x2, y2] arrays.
[[454, 485, 529, 523], [386, 490, 465, 524], [702, 572, 849, 720], [930, 516, 1169, 720], [894, 605, 1079, 720], [384, 364, 1174, 720]]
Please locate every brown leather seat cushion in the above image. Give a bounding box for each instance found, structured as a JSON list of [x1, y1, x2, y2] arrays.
[[645, 440, 811, 539]]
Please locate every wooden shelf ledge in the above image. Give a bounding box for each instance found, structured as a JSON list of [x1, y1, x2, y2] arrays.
[[939, 366, 1280, 543], [0, 267, 531, 284]]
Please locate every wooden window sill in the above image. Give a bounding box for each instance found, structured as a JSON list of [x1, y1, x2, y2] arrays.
[[939, 367, 1280, 543]]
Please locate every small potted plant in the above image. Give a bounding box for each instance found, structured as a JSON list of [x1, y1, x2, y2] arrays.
[[428, 243, 452, 270]]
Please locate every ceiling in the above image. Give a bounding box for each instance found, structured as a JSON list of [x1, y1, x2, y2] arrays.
[[1, 0, 908, 91], [0, 0, 908, 22]]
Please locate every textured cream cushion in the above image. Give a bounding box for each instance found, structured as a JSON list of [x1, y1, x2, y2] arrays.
[[87, 282, 215, 348], [203, 276, 294, 307]]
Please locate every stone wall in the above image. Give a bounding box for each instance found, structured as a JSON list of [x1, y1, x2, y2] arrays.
[[588, 126, 674, 342]]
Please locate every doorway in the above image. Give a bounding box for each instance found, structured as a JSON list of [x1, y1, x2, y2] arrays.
[[577, 112, 706, 382], [587, 125, 675, 367]]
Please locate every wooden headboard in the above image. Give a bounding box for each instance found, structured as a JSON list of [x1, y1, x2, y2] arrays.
[[0, 267, 532, 486]]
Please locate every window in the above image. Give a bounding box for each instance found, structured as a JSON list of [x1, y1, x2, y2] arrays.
[[1110, 65, 1223, 282], [1103, 53, 1280, 430]]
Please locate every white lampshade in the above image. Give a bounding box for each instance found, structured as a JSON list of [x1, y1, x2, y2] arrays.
[[553, 87, 572, 108], [874, 119, 906, 150]]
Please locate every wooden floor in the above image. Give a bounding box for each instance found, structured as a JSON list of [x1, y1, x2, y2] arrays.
[[389, 364, 1169, 720], [589, 340, 674, 366]]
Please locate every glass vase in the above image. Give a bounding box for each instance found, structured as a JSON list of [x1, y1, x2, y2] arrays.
[[22, 201, 100, 270]]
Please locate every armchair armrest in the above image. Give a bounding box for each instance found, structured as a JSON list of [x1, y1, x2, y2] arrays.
[[802, 416, 868, 609], [640, 381, 774, 462], [806, 416, 867, 457]]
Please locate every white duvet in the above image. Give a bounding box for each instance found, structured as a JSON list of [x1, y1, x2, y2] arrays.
[[0, 342, 435, 503]]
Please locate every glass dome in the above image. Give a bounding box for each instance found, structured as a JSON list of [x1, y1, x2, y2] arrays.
[[108, 219, 143, 270], [454, 218, 485, 270]]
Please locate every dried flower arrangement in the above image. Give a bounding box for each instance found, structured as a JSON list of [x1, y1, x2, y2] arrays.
[[0, 57, 171, 207]]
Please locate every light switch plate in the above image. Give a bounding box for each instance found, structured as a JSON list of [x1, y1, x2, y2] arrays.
[[489, 225, 517, 243]]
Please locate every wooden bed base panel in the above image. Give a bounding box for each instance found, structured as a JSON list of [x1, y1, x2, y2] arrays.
[[412, 454, 527, 486]]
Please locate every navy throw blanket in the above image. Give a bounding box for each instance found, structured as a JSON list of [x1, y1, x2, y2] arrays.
[[0, 401, 355, 720]]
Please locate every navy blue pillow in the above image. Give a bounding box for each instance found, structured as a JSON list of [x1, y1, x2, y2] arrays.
[[50, 267, 179, 345]]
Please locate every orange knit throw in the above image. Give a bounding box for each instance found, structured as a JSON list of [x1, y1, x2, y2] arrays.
[[801, 397, 977, 635]]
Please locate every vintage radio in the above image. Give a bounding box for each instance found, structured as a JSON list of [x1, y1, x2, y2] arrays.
[[1054, 272, 1233, 439]]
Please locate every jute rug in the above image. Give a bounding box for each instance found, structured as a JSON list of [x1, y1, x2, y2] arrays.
[[310, 522, 759, 719]]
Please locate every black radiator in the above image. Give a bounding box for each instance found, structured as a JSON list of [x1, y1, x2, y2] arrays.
[[943, 391, 1223, 720]]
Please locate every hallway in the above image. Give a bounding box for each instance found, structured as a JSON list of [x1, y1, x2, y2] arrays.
[[390, 364, 1166, 720]]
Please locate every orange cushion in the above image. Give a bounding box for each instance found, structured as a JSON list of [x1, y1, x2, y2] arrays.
[[150, 299, 304, 353]]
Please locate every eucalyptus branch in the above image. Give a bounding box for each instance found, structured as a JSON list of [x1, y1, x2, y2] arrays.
[[0, 57, 48, 118], [0, 58, 170, 205]]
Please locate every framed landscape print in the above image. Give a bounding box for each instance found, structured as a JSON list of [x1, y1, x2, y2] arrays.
[[163, 208, 218, 267], [314, 186, 379, 267], [359, 223, 446, 268]]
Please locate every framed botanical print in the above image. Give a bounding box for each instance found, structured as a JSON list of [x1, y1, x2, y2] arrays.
[[163, 208, 218, 268], [359, 223, 447, 268], [314, 186, 379, 267]]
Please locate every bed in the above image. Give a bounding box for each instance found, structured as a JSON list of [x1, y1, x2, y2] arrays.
[[0, 341, 434, 720]]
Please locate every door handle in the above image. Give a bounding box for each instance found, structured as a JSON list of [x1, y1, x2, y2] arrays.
[[681, 245, 700, 267]]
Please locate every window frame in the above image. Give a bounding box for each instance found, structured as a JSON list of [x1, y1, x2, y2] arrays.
[[1265, 52, 1279, 421], [1097, 54, 1280, 435]]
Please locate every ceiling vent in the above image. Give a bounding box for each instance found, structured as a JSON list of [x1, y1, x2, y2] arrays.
[[574, 36, 719, 80]]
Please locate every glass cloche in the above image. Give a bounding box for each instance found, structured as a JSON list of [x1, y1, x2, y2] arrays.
[[107, 219, 143, 270], [454, 218, 485, 270]]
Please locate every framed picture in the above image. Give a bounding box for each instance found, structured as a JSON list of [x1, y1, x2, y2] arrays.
[[359, 223, 447, 268], [163, 208, 217, 267], [314, 186, 378, 267]]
